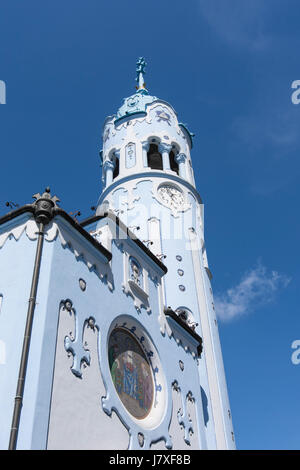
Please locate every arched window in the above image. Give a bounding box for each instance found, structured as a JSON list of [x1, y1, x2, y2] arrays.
[[129, 256, 143, 287], [113, 154, 119, 179], [169, 150, 179, 175], [147, 143, 163, 170]]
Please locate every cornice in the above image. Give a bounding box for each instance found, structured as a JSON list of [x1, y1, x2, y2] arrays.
[[80, 211, 168, 275], [98, 171, 203, 205], [0, 205, 112, 263]]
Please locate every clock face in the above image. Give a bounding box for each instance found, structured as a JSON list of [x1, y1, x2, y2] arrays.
[[157, 184, 184, 210]]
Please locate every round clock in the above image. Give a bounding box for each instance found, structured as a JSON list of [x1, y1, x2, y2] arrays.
[[157, 184, 184, 210]]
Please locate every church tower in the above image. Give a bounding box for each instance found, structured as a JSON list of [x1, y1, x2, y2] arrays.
[[0, 58, 235, 450], [96, 58, 235, 450]]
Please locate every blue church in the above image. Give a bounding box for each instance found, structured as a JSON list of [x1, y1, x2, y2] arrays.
[[0, 58, 235, 450]]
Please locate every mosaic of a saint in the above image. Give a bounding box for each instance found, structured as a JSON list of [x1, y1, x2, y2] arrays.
[[108, 328, 154, 419]]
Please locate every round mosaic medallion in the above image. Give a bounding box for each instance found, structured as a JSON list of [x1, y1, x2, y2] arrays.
[[108, 328, 154, 420]]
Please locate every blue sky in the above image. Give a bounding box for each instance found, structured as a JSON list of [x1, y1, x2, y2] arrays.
[[0, 0, 300, 450]]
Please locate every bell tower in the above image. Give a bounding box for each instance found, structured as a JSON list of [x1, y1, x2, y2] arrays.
[[96, 58, 235, 449]]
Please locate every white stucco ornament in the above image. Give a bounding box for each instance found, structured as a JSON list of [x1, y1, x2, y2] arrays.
[[157, 184, 185, 211], [152, 182, 191, 217]]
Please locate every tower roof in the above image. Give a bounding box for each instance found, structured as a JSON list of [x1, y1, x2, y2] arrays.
[[115, 57, 158, 124], [108, 58, 194, 147]]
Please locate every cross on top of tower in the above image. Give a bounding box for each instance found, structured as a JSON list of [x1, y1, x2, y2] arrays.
[[114, 57, 156, 122], [135, 57, 147, 93]]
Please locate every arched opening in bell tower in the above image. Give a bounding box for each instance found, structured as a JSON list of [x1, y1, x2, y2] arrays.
[[113, 154, 119, 179], [169, 150, 179, 175], [147, 143, 163, 170]]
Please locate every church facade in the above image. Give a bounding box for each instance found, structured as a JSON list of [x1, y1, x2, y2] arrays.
[[0, 59, 235, 450]]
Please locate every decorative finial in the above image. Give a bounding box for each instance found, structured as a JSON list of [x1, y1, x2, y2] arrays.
[[136, 57, 147, 92], [32, 187, 60, 224]]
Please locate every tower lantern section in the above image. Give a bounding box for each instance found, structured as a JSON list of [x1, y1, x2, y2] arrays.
[[100, 63, 195, 190]]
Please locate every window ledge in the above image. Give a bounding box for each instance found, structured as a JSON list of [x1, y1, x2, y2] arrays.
[[164, 307, 203, 357]]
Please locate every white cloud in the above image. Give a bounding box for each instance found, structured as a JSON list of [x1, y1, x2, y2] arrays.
[[198, 0, 271, 51], [215, 262, 290, 322]]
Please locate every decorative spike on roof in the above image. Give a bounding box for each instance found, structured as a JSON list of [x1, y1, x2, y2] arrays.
[[135, 57, 148, 93], [115, 57, 157, 124], [112, 58, 195, 144]]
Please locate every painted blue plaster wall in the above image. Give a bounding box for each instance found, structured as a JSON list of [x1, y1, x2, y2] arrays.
[[0, 215, 37, 449], [0, 209, 215, 449], [17, 222, 113, 449], [42, 217, 208, 449]]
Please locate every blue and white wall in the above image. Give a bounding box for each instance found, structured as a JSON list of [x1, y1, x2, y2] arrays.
[[0, 211, 209, 449]]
